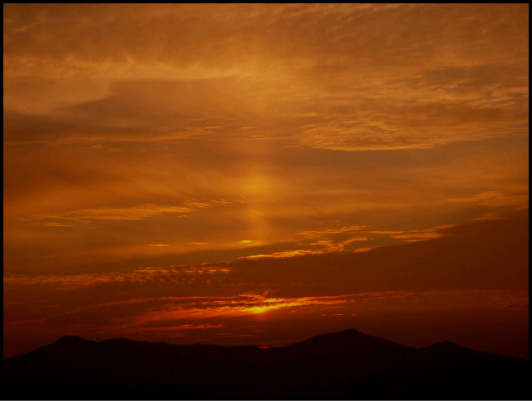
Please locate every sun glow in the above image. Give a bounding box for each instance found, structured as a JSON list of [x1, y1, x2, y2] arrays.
[[239, 164, 278, 244], [240, 298, 313, 314], [242, 305, 276, 314]]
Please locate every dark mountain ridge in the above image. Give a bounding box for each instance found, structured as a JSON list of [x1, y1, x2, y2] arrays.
[[3, 329, 529, 400], [287, 328, 412, 353]]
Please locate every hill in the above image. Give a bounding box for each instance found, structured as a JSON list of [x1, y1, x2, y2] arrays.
[[3, 329, 529, 399]]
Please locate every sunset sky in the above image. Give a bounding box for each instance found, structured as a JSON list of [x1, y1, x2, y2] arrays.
[[3, 4, 529, 359]]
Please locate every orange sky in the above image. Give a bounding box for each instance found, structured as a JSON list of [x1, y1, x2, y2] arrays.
[[3, 4, 529, 359]]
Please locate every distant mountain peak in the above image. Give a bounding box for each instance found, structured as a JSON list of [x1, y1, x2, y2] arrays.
[[435, 340, 460, 347], [288, 328, 410, 353], [304, 328, 382, 341], [49, 335, 98, 350], [429, 340, 464, 348], [423, 340, 474, 354], [53, 335, 88, 344], [339, 328, 363, 334], [101, 337, 143, 345]]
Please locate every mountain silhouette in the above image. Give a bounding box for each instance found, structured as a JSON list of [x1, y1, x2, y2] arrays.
[[287, 328, 412, 354], [3, 329, 529, 400], [421, 340, 476, 355]]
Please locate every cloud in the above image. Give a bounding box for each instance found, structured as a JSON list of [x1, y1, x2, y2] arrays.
[[299, 225, 368, 237], [3, 266, 232, 290], [37, 204, 192, 221], [241, 237, 370, 260], [370, 227, 450, 243], [241, 249, 322, 260], [5, 4, 526, 76], [442, 190, 529, 209], [4, 214, 528, 359], [4, 4, 528, 151], [25, 200, 231, 225], [241, 223, 452, 260], [130, 293, 351, 323], [6, 213, 528, 296], [42, 222, 74, 228]]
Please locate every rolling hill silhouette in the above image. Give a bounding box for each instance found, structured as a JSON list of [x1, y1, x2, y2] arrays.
[[3, 329, 529, 399]]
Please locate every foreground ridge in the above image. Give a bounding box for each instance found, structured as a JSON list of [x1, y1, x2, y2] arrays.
[[4, 329, 530, 400]]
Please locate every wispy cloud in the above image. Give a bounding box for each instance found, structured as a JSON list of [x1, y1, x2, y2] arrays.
[[369, 227, 450, 243], [4, 4, 528, 151], [441, 190, 529, 209], [131, 293, 351, 323], [28, 200, 230, 224], [4, 266, 232, 289], [299, 225, 368, 237], [37, 204, 192, 221]]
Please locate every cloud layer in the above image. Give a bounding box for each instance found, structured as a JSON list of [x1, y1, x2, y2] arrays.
[[3, 4, 529, 360], [4, 4, 528, 150]]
